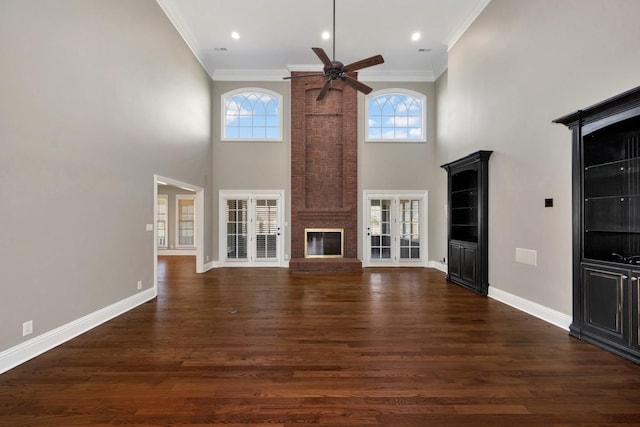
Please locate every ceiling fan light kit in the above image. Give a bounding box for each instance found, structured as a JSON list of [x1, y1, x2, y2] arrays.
[[283, 0, 384, 101]]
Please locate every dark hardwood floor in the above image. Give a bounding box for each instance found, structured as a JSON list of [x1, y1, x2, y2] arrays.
[[1, 256, 640, 426]]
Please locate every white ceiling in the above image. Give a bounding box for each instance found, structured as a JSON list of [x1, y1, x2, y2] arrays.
[[157, 0, 491, 82]]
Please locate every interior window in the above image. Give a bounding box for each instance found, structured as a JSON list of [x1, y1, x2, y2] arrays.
[[366, 90, 426, 142], [222, 88, 282, 141]]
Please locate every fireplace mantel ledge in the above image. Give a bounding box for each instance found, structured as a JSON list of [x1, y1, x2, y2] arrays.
[[295, 208, 353, 220]]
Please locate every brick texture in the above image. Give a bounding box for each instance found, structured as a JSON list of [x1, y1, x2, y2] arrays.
[[289, 73, 361, 272]]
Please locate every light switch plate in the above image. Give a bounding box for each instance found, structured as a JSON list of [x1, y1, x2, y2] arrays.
[[146, 224, 153, 231]]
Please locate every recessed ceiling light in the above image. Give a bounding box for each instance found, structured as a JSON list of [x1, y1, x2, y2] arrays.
[[231, 31, 240, 40], [411, 32, 421, 41], [321, 31, 331, 40]]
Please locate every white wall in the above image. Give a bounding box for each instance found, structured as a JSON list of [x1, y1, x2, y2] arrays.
[[358, 82, 438, 261], [0, 0, 211, 354], [436, 0, 640, 314], [211, 81, 291, 261]]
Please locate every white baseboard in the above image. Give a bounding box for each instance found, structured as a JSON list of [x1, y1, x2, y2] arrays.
[[488, 287, 571, 331], [0, 288, 156, 375], [428, 260, 447, 273], [202, 261, 218, 271], [158, 249, 196, 256]]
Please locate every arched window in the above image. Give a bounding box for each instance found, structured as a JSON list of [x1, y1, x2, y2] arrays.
[[366, 89, 426, 142], [222, 88, 282, 141]]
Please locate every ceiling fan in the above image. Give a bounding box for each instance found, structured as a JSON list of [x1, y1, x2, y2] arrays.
[[283, 0, 384, 101]]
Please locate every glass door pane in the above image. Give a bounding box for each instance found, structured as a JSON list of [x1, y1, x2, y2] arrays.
[[157, 196, 167, 248], [399, 199, 420, 259], [177, 198, 195, 246], [226, 199, 248, 260], [369, 199, 392, 260], [255, 198, 279, 260]]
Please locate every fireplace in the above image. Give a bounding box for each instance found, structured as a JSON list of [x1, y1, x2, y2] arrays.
[[305, 228, 343, 258]]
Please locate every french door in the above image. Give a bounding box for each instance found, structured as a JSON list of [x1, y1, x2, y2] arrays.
[[364, 192, 427, 267], [219, 191, 284, 267]]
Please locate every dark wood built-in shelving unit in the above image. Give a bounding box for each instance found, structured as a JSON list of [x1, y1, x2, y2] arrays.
[[441, 151, 492, 295], [555, 85, 640, 364]]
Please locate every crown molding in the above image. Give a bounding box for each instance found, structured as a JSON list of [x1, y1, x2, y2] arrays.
[[212, 69, 291, 81], [445, 0, 492, 51], [286, 64, 323, 72], [155, 0, 208, 72], [213, 66, 436, 83], [358, 70, 436, 82]]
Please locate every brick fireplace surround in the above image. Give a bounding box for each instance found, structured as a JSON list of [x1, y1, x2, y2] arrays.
[[289, 72, 362, 272]]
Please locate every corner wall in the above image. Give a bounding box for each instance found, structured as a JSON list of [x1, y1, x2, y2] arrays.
[[435, 0, 640, 315], [0, 0, 211, 361]]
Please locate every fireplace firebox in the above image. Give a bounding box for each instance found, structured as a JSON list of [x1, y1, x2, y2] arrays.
[[305, 228, 343, 258]]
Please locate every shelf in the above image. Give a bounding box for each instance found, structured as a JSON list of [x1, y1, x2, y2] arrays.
[[584, 156, 640, 170], [585, 194, 640, 201], [451, 206, 477, 210], [452, 187, 477, 194], [585, 229, 640, 234]]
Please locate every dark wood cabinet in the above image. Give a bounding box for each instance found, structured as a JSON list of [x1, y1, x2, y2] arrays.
[[555, 85, 640, 363], [441, 151, 492, 295], [449, 240, 477, 287], [581, 263, 629, 347]]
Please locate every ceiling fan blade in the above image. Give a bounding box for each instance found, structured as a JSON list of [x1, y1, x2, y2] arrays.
[[312, 47, 333, 68], [343, 55, 384, 73], [341, 75, 373, 95], [283, 72, 325, 80], [316, 79, 332, 101]]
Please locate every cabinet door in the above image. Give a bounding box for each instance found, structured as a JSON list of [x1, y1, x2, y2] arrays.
[[449, 243, 462, 279], [461, 245, 477, 284], [632, 273, 640, 351], [582, 265, 627, 345], [448, 241, 478, 290]]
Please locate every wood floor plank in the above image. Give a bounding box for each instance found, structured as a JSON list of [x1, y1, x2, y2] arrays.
[[1, 256, 640, 426]]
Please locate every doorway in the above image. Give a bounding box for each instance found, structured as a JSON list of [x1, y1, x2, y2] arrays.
[[363, 191, 428, 267], [219, 190, 285, 267], [154, 175, 205, 293]]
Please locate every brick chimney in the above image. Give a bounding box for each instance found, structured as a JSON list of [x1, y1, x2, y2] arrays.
[[289, 73, 362, 272]]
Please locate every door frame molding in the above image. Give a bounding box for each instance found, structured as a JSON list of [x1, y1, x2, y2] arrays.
[[154, 175, 206, 294], [218, 189, 285, 267], [362, 190, 429, 267]]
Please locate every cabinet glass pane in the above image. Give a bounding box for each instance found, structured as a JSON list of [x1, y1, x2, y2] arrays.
[[451, 226, 478, 243], [584, 116, 640, 167], [451, 169, 479, 243], [582, 115, 640, 264], [451, 190, 477, 208], [584, 161, 629, 198], [451, 207, 477, 226], [451, 169, 477, 192]]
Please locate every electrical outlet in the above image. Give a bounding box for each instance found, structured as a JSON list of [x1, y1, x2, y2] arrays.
[[22, 320, 33, 337], [137, 280, 142, 290]]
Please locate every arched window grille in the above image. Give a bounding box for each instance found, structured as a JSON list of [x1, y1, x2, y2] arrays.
[[222, 88, 282, 141], [366, 90, 426, 142]]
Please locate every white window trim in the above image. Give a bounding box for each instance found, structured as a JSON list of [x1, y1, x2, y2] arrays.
[[365, 88, 427, 143], [362, 190, 429, 267], [157, 194, 168, 249], [175, 194, 196, 249], [221, 87, 284, 142]]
